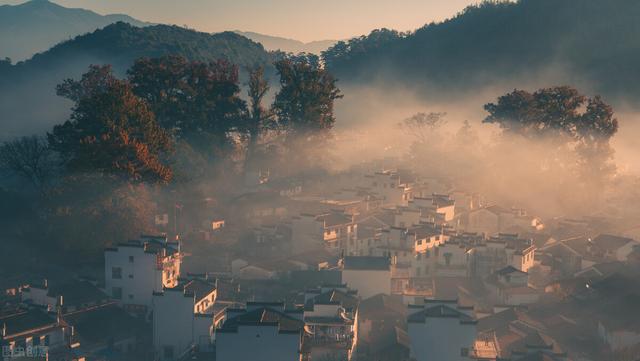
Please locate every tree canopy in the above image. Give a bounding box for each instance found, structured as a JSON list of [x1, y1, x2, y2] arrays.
[[484, 86, 619, 190], [50, 65, 173, 183], [128, 55, 247, 157], [272, 54, 343, 137], [483, 86, 618, 143]]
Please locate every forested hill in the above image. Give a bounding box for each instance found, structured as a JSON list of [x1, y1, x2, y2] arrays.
[[323, 0, 640, 103], [0, 22, 274, 137], [0, 0, 148, 61]]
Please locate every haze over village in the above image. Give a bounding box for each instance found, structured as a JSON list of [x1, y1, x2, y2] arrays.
[[2, 1, 640, 361]]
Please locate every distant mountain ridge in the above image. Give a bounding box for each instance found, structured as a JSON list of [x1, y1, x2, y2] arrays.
[[0, 22, 274, 137], [0, 0, 148, 61], [235, 31, 337, 55], [323, 0, 640, 105]]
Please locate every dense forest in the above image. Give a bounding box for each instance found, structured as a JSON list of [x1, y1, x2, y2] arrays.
[[0, 22, 275, 137], [323, 0, 640, 104]]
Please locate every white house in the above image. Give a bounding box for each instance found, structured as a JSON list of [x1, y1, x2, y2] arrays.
[[104, 236, 182, 314], [407, 299, 477, 361], [484, 266, 540, 306], [215, 302, 307, 361], [341, 256, 391, 299], [303, 285, 359, 361], [365, 171, 413, 207], [469, 234, 536, 277], [461, 206, 542, 236], [152, 281, 216, 360]]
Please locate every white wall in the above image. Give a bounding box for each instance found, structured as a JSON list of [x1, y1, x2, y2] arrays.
[[153, 290, 196, 360], [408, 317, 476, 361], [466, 209, 498, 235], [342, 269, 391, 299], [216, 325, 301, 361], [105, 245, 166, 308]]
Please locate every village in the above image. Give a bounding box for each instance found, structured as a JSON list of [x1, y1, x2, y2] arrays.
[[2, 161, 640, 361]]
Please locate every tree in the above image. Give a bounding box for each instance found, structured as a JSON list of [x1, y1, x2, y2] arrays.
[[0, 135, 56, 191], [483, 86, 618, 194], [127, 56, 247, 157], [483, 86, 603, 141], [399, 112, 447, 144], [272, 54, 343, 137], [50, 65, 173, 183], [244, 66, 273, 170], [455, 120, 480, 146]]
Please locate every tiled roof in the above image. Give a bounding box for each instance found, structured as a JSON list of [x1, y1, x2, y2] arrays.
[[0, 308, 57, 338], [592, 234, 636, 251], [183, 279, 216, 304], [221, 307, 304, 333], [63, 303, 145, 344], [47, 280, 109, 307], [496, 266, 527, 276], [408, 304, 476, 324], [305, 289, 359, 311]]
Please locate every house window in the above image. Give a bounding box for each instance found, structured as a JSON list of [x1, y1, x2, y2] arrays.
[[112, 287, 123, 300], [43, 335, 50, 346], [129, 256, 134, 263], [112, 267, 122, 279]]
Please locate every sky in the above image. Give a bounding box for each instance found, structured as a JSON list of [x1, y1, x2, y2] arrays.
[[1, 0, 481, 42]]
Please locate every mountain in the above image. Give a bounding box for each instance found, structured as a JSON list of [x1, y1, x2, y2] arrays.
[[235, 31, 337, 55], [323, 0, 640, 105], [0, 22, 274, 137], [0, 0, 149, 62]]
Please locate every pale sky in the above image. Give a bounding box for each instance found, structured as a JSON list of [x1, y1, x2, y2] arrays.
[[2, 0, 482, 42]]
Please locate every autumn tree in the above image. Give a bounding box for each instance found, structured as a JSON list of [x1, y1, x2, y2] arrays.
[[127, 56, 247, 158], [50, 65, 173, 183], [0, 135, 57, 191]]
